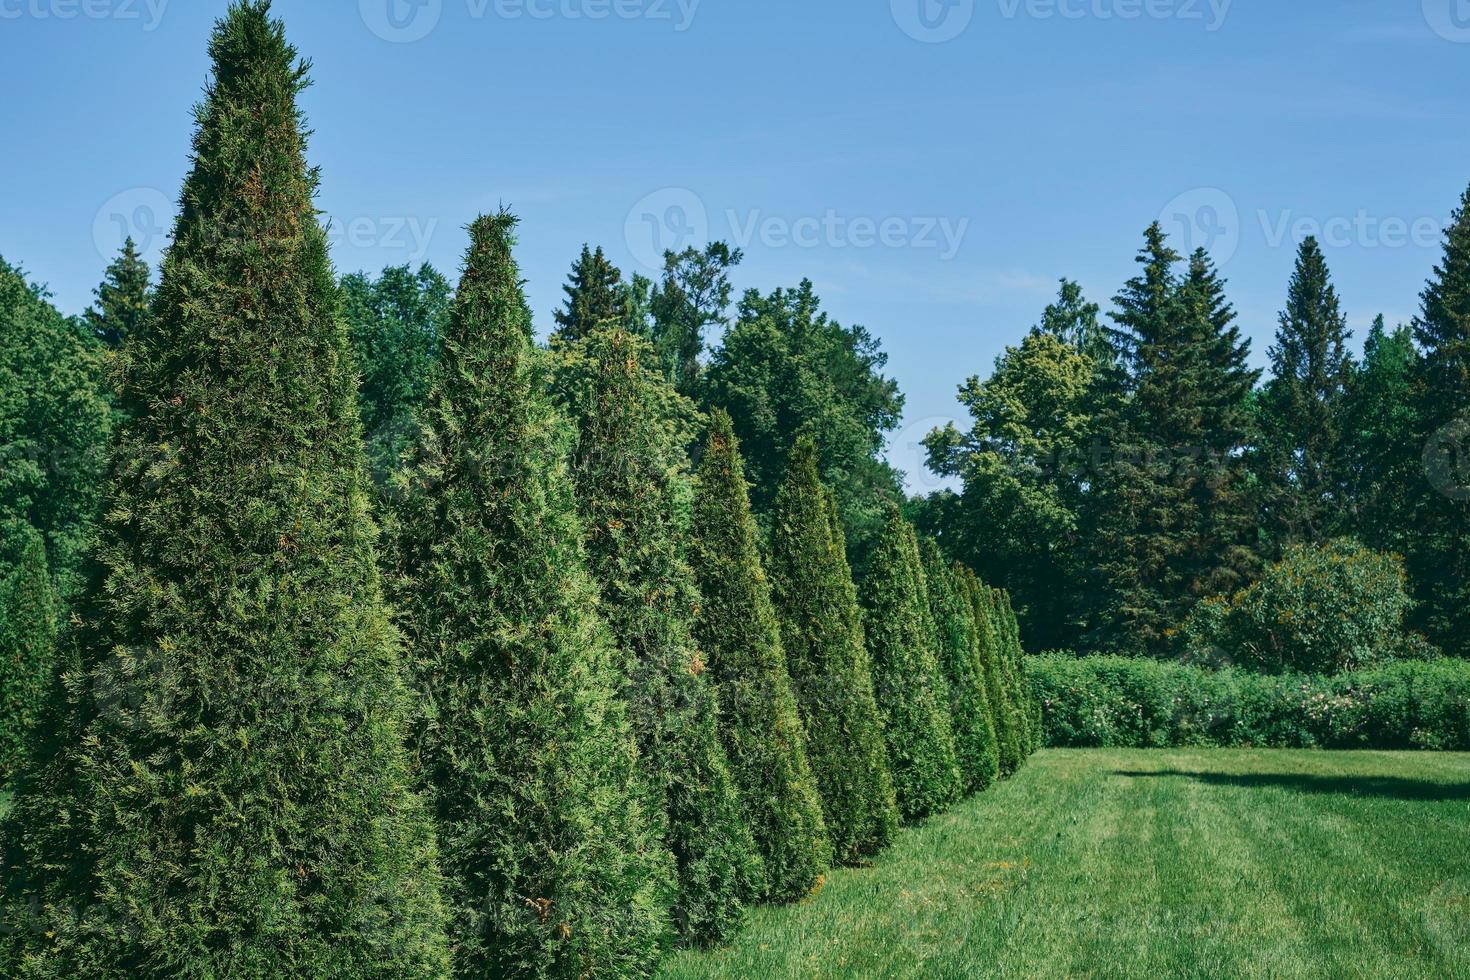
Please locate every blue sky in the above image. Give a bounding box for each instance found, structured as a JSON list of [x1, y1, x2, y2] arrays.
[[3, 0, 1468, 491]]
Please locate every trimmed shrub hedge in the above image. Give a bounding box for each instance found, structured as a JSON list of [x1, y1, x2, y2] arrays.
[[1031, 653, 1470, 750]]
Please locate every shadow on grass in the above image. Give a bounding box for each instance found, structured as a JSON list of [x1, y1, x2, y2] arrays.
[[1112, 770, 1470, 802]]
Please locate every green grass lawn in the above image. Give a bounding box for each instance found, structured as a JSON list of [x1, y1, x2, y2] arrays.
[[661, 749, 1470, 979]]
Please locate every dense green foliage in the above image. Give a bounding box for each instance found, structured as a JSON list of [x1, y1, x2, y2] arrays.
[[702, 280, 905, 565], [1256, 237, 1355, 548], [919, 541, 999, 794], [570, 328, 762, 945], [1089, 234, 1261, 652], [339, 262, 451, 484], [552, 244, 626, 344], [84, 238, 152, 350], [1, 6, 452, 975], [0, 524, 56, 783], [0, 257, 113, 598], [650, 243, 741, 395], [1343, 317, 1420, 558], [860, 509, 962, 823], [386, 214, 672, 976], [662, 749, 1470, 979], [959, 568, 1022, 776], [1408, 186, 1470, 657], [767, 437, 899, 863], [922, 325, 1096, 652], [689, 412, 832, 901], [1031, 653, 1470, 750], [1178, 539, 1417, 675]]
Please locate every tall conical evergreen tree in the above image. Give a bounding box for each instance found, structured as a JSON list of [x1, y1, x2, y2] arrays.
[[1344, 317, 1421, 559], [0, 522, 56, 783], [1410, 183, 1470, 656], [0, 6, 452, 975], [386, 215, 673, 976], [1089, 228, 1259, 652], [1260, 237, 1355, 549], [961, 567, 1019, 776], [919, 541, 999, 795], [690, 411, 831, 902], [552, 244, 625, 344], [861, 508, 962, 823], [768, 437, 898, 864], [994, 590, 1035, 762], [84, 237, 152, 349], [571, 327, 761, 945]]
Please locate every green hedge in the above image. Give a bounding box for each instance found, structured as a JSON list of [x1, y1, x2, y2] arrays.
[[1030, 653, 1470, 750]]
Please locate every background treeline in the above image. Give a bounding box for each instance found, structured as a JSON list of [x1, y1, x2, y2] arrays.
[[917, 216, 1470, 665], [0, 4, 1036, 977]]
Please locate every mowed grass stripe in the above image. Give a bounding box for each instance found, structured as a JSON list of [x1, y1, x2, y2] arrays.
[[660, 749, 1470, 980]]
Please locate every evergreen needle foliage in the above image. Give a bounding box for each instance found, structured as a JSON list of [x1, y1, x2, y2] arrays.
[[0, 523, 56, 783], [84, 237, 152, 350], [919, 541, 999, 795], [571, 327, 762, 945], [768, 437, 899, 864], [1, 4, 452, 975], [690, 411, 832, 902], [386, 214, 674, 977], [961, 567, 1021, 777], [861, 509, 962, 823]]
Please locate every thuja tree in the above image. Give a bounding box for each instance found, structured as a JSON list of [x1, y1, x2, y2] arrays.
[[768, 437, 898, 864], [919, 540, 999, 795], [385, 214, 673, 976], [0, 522, 56, 783], [571, 327, 762, 945], [994, 588, 1035, 766], [861, 508, 962, 823], [961, 567, 1020, 777], [690, 411, 831, 901], [1, 5, 452, 976]]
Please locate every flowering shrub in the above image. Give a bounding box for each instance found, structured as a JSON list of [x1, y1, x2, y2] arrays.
[[1179, 540, 1415, 674], [1030, 653, 1470, 750]]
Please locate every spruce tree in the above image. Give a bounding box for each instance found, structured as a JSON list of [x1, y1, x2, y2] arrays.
[[1089, 228, 1259, 652], [861, 508, 962, 823], [1259, 237, 1355, 549], [571, 327, 761, 945], [0, 522, 56, 783], [690, 411, 831, 901], [768, 437, 899, 864], [919, 541, 999, 795], [552, 244, 625, 344], [386, 215, 673, 976], [1411, 183, 1470, 655], [1344, 317, 1420, 559], [1, 6, 451, 975], [84, 237, 152, 349]]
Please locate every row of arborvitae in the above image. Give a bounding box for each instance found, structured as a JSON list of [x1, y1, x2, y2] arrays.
[[0, 4, 1035, 978]]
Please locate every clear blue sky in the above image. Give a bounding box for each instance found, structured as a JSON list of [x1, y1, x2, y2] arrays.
[[3, 0, 1468, 491]]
